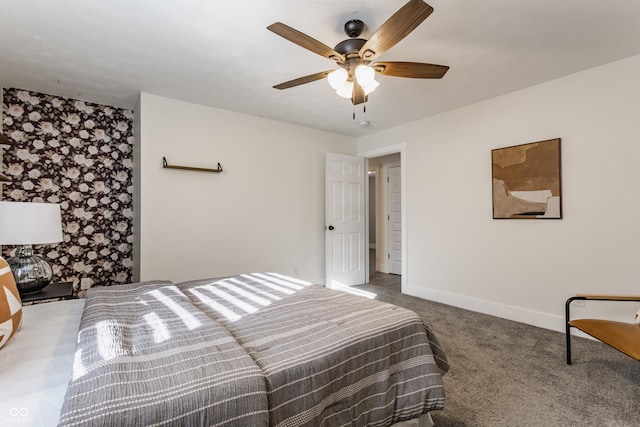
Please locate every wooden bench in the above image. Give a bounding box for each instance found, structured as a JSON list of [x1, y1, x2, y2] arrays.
[[565, 294, 640, 364]]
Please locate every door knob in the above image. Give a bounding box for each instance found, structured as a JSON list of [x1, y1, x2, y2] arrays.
[[328, 225, 335, 230]]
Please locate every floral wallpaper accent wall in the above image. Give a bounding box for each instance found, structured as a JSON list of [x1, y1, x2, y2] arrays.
[[2, 88, 134, 294]]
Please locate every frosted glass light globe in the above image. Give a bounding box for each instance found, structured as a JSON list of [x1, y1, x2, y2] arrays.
[[355, 65, 375, 86], [336, 81, 354, 98], [327, 68, 348, 90], [363, 79, 379, 95]]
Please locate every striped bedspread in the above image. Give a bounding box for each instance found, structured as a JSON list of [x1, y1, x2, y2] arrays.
[[57, 281, 269, 427], [59, 274, 448, 426]]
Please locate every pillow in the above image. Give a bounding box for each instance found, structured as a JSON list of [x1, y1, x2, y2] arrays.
[[0, 257, 22, 349]]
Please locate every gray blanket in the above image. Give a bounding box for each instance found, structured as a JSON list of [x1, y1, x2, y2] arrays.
[[59, 274, 447, 426], [58, 281, 269, 426]]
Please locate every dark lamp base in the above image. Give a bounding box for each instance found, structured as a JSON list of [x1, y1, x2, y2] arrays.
[[7, 245, 54, 295]]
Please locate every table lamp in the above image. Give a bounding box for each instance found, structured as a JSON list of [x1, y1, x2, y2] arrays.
[[0, 202, 63, 295]]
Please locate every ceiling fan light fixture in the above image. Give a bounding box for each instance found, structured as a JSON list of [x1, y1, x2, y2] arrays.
[[327, 68, 348, 90], [355, 64, 376, 86], [336, 81, 354, 98], [269, 1, 449, 107], [363, 79, 379, 95]]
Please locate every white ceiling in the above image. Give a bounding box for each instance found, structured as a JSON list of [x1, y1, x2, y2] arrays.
[[1, 0, 640, 137]]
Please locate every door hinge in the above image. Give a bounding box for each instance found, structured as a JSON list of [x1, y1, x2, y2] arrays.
[[387, 176, 390, 183], [387, 214, 390, 221], [387, 253, 390, 259]]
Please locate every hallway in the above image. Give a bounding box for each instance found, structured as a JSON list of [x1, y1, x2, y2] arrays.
[[367, 248, 400, 292]]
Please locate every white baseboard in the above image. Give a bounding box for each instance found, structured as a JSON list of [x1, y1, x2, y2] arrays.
[[404, 286, 567, 334]]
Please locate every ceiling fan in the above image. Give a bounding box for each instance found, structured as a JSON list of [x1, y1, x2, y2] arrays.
[[267, 0, 449, 106]]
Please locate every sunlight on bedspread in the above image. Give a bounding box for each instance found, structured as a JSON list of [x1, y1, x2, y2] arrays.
[[56, 273, 446, 426], [59, 280, 269, 427], [177, 273, 447, 427]]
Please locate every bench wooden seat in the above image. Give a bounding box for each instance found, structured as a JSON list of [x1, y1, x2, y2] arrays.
[[569, 318, 640, 361], [565, 294, 640, 364]]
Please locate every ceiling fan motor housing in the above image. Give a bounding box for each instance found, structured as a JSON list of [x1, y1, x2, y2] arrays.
[[335, 20, 367, 66], [334, 38, 367, 58]]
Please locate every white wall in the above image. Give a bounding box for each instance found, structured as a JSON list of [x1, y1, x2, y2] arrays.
[[358, 54, 640, 332], [137, 93, 356, 284]]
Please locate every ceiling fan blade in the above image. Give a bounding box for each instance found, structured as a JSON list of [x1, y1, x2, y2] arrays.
[[268, 22, 345, 64], [351, 82, 366, 105], [372, 61, 449, 78], [359, 0, 433, 62], [273, 70, 333, 90]]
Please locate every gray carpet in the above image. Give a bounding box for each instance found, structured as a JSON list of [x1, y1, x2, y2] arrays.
[[355, 279, 640, 427]]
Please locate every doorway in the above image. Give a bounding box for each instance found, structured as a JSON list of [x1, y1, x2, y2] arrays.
[[367, 153, 402, 288], [324, 144, 407, 291]]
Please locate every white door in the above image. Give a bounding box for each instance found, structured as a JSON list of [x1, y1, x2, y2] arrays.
[[388, 164, 402, 275], [325, 153, 366, 287]]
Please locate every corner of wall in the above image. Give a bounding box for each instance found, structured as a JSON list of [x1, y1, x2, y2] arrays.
[[1, 86, 3, 204], [132, 95, 142, 282]]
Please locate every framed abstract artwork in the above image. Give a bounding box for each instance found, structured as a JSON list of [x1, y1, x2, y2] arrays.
[[491, 138, 562, 219]]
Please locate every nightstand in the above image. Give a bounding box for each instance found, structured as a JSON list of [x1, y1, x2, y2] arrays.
[[21, 282, 73, 304]]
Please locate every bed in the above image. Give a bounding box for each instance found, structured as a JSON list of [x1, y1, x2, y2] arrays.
[[1, 273, 448, 426], [0, 298, 85, 426]]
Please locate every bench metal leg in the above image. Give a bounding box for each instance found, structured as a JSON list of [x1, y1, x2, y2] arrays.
[[566, 297, 573, 365], [565, 296, 586, 365]]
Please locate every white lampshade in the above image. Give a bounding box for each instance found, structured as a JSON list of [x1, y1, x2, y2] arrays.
[[327, 68, 348, 90], [363, 79, 380, 95], [0, 202, 63, 245], [336, 81, 354, 98], [355, 65, 376, 87]]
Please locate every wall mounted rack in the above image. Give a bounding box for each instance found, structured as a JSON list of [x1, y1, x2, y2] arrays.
[[0, 133, 12, 146], [162, 157, 223, 173]]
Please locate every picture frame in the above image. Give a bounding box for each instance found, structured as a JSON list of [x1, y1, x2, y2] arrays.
[[491, 138, 562, 219]]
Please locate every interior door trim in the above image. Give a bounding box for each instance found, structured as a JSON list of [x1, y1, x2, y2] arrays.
[[359, 143, 407, 294]]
